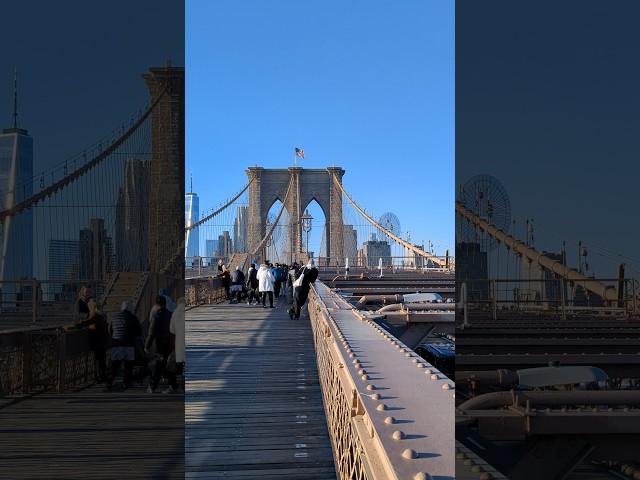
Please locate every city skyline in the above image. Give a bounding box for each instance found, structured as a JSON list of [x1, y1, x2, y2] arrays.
[[186, 1, 454, 255]]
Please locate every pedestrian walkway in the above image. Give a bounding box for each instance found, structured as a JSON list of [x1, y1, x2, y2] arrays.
[[185, 298, 336, 479], [0, 385, 184, 479]]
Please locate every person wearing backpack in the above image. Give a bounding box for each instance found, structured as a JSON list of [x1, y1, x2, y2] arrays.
[[145, 296, 174, 393], [288, 259, 319, 319], [105, 301, 140, 390]]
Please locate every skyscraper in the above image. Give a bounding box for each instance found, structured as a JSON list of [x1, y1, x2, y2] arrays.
[[185, 180, 199, 259], [343, 225, 357, 263], [217, 231, 232, 259], [0, 70, 33, 289], [47, 239, 79, 300], [115, 159, 151, 271], [79, 218, 114, 281], [233, 205, 248, 253]]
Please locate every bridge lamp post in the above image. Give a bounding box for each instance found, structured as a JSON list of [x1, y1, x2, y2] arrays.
[[265, 220, 272, 262], [301, 209, 313, 258]]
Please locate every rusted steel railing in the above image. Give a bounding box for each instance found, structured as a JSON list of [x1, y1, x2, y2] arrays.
[[0, 326, 96, 397], [185, 276, 226, 308]]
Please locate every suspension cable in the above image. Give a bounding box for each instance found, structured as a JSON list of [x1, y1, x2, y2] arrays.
[[185, 177, 254, 232], [330, 171, 448, 268], [0, 89, 167, 222]]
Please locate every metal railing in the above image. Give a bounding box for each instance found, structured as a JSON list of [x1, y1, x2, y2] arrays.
[[307, 282, 455, 479], [185, 276, 226, 308], [0, 325, 95, 397], [457, 277, 639, 323]]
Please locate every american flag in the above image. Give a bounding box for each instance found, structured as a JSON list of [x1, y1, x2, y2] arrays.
[[295, 147, 305, 159]]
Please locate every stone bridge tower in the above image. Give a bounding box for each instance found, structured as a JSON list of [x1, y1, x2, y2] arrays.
[[246, 166, 345, 265], [143, 64, 184, 276]]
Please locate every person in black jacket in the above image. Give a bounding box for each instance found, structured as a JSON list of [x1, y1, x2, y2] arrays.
[[230, 266, 245, 304], [77, 299, 110, 383], [246, 263, 260, 305], [145, 296, 174, 393], [289, 259, 319, 320]]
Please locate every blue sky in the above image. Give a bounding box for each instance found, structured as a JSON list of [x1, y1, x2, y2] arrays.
[[186, 1, 454, 256]]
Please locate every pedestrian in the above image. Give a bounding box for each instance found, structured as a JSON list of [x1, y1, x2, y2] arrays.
[[77, 299, 110, 383], [220, 265, 231, 300], [105, 301, 140, 390], [273, 263, 284, 300], [75, 285, 91, 321], [217, 259, 223, 273], [159, 288, 177, 313], [289, 259, 319, 320], [257, 263, 275, 308], [167, 297, 185, 393], [145, 296, 174, 393], [230, 265, 245, 304], [246, 263, 260, 305]]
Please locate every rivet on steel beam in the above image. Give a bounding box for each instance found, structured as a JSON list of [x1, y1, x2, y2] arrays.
[[402, 448, 416, 460], [463, 459, 473, 466], [425, 369, 433, 374], [412, 358, 420, 364], [415, 363, 424, 368], [349, 353, 356, 358], [384, 416, 395, 424], [456, 452, 466, 459], [431, 374, 440, 380], [414, 473, 432, 480], [366, 384, 376, 391], [358, 369, 366, 375], [392, 430, 405, 440], [471, 465, 482, 473], [371, 393, 381, 400], [442, 383, 453, 390], [361, 374, 370, 381], [376, 403, 387, 411], [479, 473, 493, 480], [405, 352, 412, 357], [353, 359, 360, 365]]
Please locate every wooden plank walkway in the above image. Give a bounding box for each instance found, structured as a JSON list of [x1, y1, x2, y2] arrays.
[[0, 385, 184, 479], [186, 298, 336, 479]]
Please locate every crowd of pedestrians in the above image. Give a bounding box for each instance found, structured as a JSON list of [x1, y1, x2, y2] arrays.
[[214, 259, 319, 318], [74, 287, 185, 394]]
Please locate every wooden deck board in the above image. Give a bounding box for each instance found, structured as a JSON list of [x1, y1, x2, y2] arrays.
[[0, 387, 184, 479], [186, 300, 336, 479]]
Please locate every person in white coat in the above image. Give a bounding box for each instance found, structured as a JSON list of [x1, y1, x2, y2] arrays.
[[257, 263, 275, 308]]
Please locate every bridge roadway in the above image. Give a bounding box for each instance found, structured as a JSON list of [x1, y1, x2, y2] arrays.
[[185, 298, 337, 479]]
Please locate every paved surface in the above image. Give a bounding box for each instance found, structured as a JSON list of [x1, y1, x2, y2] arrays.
[[0, 385, 184, 479], [185, 298, 336, 479]]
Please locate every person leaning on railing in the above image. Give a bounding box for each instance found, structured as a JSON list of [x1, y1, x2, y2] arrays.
[[76, 298, 110, 384]]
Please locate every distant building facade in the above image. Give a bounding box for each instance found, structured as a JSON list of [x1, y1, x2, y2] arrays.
[[233, 205, 248, 253], [115, 159, 150, 271], [359, 233, 391, 268], [185, 191, 199, 258], [217, 231, 232, 260], [0, 126, 33, 287], [79, 218, 114, 281], [343, 225, 357, 263], [47, 239, 79, 300], [455, 242, 488, 300]]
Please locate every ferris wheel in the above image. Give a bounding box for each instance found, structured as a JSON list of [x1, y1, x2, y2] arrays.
[[457, 174, 511, 252]]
